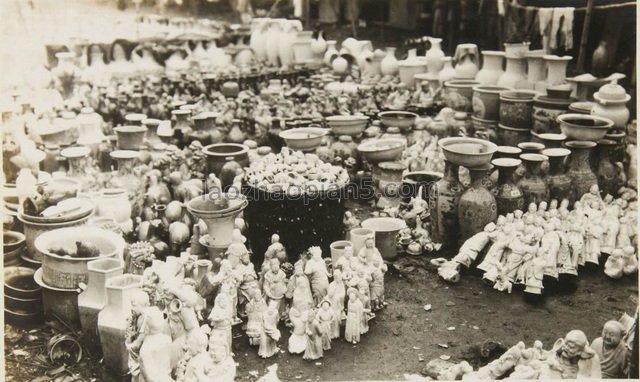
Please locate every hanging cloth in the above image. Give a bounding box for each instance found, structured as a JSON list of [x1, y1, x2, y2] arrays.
[[550, 7, 575, 51], [538, 8, 553, 51]]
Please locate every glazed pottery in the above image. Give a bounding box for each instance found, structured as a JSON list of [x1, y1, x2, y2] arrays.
[[142, 118, 162, 146], [605, 130, 627, 163], [357, 138, 405, 164], [497, 55, 526, 88], [517, 153, 549, 205], [35, 226, 125, 289], [18, 212, 91, 263], [471, 116, 499, 143], [425, 37, 445, 74], [429, 160, 465, 247], [202, 143, 250, 187], [380, 47, 399, 76], [310, 30, 328, 59], [34, 268, 80, 326], [453, 43, 479, 79], [96, 188, 133, 234], [348, 228, 375, 256], [4, 267, 43, 327], [542, 148, 573, 201], [399, 49, 427, 87], [401, 171, 442, 204], [591, 82, 631, 129], [443, 80, 480, 112], [594, 139, 621, 196], [325, 115, 369, 136], [330, 240, 353, 266], [324, 40, 339, 66], [532, 94, 572, 134], [278, 20, 302, 67], [517, 142, 545, 154], [292, 30, 314, 64], [498, 124, 530, 146], [4, 231, 25, 267], [565, 140, 598, 201], [279, 127, 327, 151], [374, 161, 406, 208], [265, 19, 284, 66], [438, 137, 498, 169], [475, 51, 505, 85], [378, 111, 418, 132], [113, 125, 147, 150], [76, 107, 106, 152], [499, 90, 539, 129], [61, 145, 98, 192], [109, 150, 144, 219], [250, 18, 269, 62], [457, 164, 497, 242], [472, 85, 511, 120], [495, 145, 522, 159], [78, 258, 124, 343], [557, 113, 613, 142], [124, 113, 146, 126], [331, 135, 357, 160], [533, 132, 567, 149], [360, 217, 406, 260], [52, 52, 81, 100], [98, 274, 143, 374], [543, 55, 572, 90], [492, 158, 524, 215], [438, 57, 456, 85]]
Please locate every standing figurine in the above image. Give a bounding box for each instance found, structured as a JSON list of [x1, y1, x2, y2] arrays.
[[303, 309, 324, 360], [344, 289, 364, 344], [288, 307, 308, 354], [208, 296, 233, 355], [258, 307, 281, 358], [139, 307, 174, 382], [370, 260, 385, 311], [584, 218, 603, 266], [327, 269, 346, 339], [245, 287, 268, 346], [180, 328, 213, 382], [264, 234, 287, 266], [334, 246, 354, 274], [358, 235, 384, 266], [287, 267, 314, 314], [263, 258, 288, 319], [316, 301, 334, 351], [304, 246, 330, 304]]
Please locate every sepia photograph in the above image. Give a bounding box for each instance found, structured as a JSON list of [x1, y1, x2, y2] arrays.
[[0, 0, 638, 380]]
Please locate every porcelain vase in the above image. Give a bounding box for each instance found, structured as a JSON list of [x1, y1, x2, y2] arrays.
[[565, 140, 598, 202], [475, 51, 505, 85], [425, 37, 445, 74], [380, 47, 399, 76], [517, 153, 549, 206], [457, 165, 497, 242], [429, 160, 465, 248], [492, 158, 524, 215], [497, 55, 526, 88], [542, 148, 573, 202]]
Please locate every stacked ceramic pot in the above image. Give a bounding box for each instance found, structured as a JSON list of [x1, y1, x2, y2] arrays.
[[471, 85, 511, 142], [532, 87, 574, 136], [4, 266, 44, 327], [498, 90, 539, 146]]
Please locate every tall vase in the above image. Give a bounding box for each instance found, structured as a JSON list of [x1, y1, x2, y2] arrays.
[[109, 150, 145, 220], [497, 55, 526, 88], [310, 30, 328, 62], [492, 158, 524, 216], [457, 165, 497, 242], [517, 153, 549, 206], [78, 258, 124, 345], [380, 47, 399, 76], [518, 51, 545, 90], [565, 141, 598, 202], [594, 139, 620, 197], [426, 37, 445, 74], [76, 107, 106, 155], [266, 20, 284, 67], [278, 20, 301, 67], [324, 40, 339, 66], [98, 274, 143, 375], [250, 18, 268, 63], [542, 148, 572, 202], [454, 43, 479, 79], [438, 57, 456, 85], [61, 145, 99, 191], [475, 51, 505, 85], [543, 55, 572, 89], [429, 160, 465, 247], [52, 52, 81, 100]]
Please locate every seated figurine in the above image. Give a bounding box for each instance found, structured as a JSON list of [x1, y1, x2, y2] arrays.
[[539, 330, 601, 379], [591, 320, 630, 379], [604, 249, 625, 279], [208, 342, 236, 382], [623, 246, 638, 275]]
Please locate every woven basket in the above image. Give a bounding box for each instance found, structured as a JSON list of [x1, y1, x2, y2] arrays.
[[242, 185, 346, 265]]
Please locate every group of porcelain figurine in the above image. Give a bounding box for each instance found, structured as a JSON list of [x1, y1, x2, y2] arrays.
[[123, 216, 388, 381], [435, 185, 638, 295], [430, 318, 633, 380]]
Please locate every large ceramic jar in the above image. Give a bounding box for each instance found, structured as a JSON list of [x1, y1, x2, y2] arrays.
[[250, 18, 269, 62], [426, 37, 445, 74], [532, 95, 572, 134], [374, 161, 407, 208], [543, 55, 572, 90], [492, 158, 524, 215], [398, 48, 427, 87], [453, 43, 479, 79], [594, 139, 621, 197], [444, 80, 480, 112], [591, 82, 631, 130], [142, 118, 162, 146], [475, 51, 505, 85], [380, 47, 399, 76], [499, 90, 538, 129], [61, 146, 99, 192], [498, 124, 530, 147], [438, 57, 456, 85], [109, 150, 144, 219], [429, 160, 465, 248], [518, 51, 545, 90], [98, 274, 143, 375], [472, 85, 511, 121], [497, 55, 526, 88], [96, 188, 133, 234], [457, 164, 497, 242], [292, 30, 314, 65], [565, 140, 598, 201], [517, 153, 549, 206], [202, 143, 250, 189], [542, 148, 572, 201]]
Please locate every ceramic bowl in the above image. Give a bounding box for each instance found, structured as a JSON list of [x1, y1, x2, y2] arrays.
[[279, 127, 328, 151], [557, 113, 613, 142], [357, 138, 406, 164], [438, 137, 498, 169], [20, 197, 95, 224], [4, 231, 25, 253], [377, 111, 418, 132], [4, 266, 40, 300], [325, 115, 369, 136]]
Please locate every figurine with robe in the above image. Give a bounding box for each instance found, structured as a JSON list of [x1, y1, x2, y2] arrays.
[[245, 287, 268, 346], [316, 300, 334, 351], [288, 307, 308, 354], [591, 320, 630, 379], [304, 246, 330, 304], [327, 269, 346, 339], [344, 289, 364, 344], [263, 258, 288, 318], [258, 307, 281, 358], [303, 309, 324, 360]]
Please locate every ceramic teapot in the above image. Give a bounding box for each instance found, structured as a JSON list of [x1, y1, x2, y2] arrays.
[[591, 81, 631, 130]]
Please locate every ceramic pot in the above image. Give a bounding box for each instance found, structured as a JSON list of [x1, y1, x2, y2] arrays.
[[324, 40, 339, 66], [543, 55, 572, 90], [497, 55, 526, 88], [113, 125, 147, 150], [4, 266, 43, 326], [292, 30, 314, 64], [76, 107, 106, 153], [96, 188, 133, 234], [499, 90, 538, 129], [19, 212, 91, 263], [310, 30, 328, 60], [475, 51, 505, 85], [492, 158, 524, 215], [34, 268, 80, 326], [457, 164, 497, 242], [98, 274, 143, 374], [374, 161, 406, 208], [109, 150, 144, 219], [471, 116, 499, 143], [61, 145, 98, 192], [398, 49, 427, 87], [498, 124, 530, 147], [472, 85, 511, 120], [438, 57, 456, 85], [330, 240, 353, 267], [4, 231, 25, 267], [565, 140, 598, 202], [429, 160, 465, 248], [532, 95, 572, 134], [380, 47, 399, 76], [78, 258, 124, 343], [517, 51, 546, 90], [265, 19, 284, 66], [533, 132, 567, 149], [605, 130, 627, 163], [591, 82, 631, 130], [360, 217, 406, 261], [444, 80, 480, 112], [278, 20, 302, 67], [517, 153, 549, 206], [52, 52, 81, 100], [142, 118, 162, 146], [542, 148, 573, 201], [425, 37, 445, 74], [401, 171, 442, 204], [495, 145, 523, 159], [454, 43, 479, 79], [202, 143, 250, 187], [594, 139, 621, 197], [250, 18, 269, 62], [348, 228, 375, 256], [517, 142, 545, 154]]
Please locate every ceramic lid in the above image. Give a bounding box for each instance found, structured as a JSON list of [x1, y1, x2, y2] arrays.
[[61, 145, 91, 159], [594, 82, 629, 102]]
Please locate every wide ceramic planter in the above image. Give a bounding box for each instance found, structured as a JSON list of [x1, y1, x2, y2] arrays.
[[438, 137, 498, 169], [532, 95, 572, 134], [444, 80, 480, 112], [186, 192, 248, 251], [113, 125, 147, 150], [279, 127, 328, 151], [202, 143, 250, 189], [499, 90, 539, 129], [378, 111, 418, 133], [34, 268, 81, 327], [471, 116, 499, 143], [325, 115, 369, 136], [472, 85, 511, 120], [361, 217, 406, 261], [498, 124, 531, 147], [19, 213, 92, 263], [357, 138, 406, 164], [35, 227, 125, 289], [557, 113, 613, 142]]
